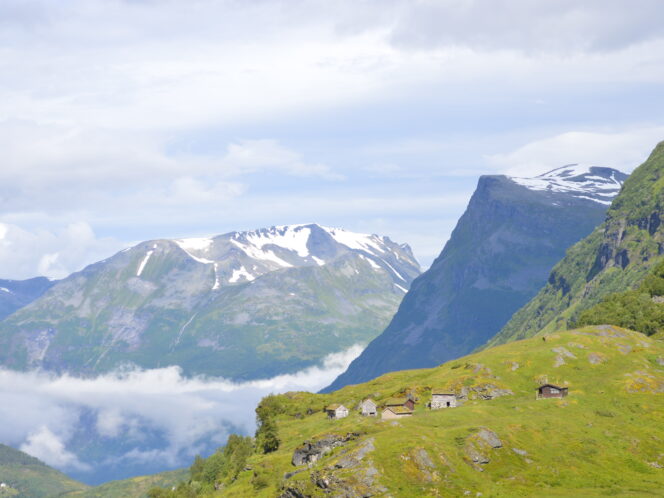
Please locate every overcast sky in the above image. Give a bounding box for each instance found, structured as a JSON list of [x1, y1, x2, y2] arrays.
[[1, 0, 664, 278]]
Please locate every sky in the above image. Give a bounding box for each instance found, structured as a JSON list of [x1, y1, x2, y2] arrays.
[[1, 0, 664, 278]]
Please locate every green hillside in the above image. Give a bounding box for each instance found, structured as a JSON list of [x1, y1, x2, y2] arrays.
[[65, 469, 189, 498], [148, 326, 664, 497], [0, 444, 87, 497], [488, 141, 664, 347]]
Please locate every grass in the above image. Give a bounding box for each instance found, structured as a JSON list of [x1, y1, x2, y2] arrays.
[[65, 469, 189, 498], [193, 325, 664, 497], [0, 444, 88, 498]]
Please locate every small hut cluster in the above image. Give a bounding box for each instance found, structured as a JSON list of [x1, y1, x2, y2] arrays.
[[324, 382, 570, 422]]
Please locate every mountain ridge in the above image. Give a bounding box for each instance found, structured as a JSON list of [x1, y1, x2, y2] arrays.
[[323, 165, 627, 392], [0, 223, 420, 380], [488, 140, 664, 346]]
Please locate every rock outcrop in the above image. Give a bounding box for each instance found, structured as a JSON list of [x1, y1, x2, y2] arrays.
[[291, 433, 359, 467]]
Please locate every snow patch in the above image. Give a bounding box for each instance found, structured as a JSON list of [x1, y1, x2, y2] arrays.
[[229, 266, 255, 283], [230, 239, 293, 268], [360, 254, 381, 270], [136, 250, 154, 277], [312, 256, 325, 266], [381, 259, 406, 282], [240, 225, 311, 257], [175, 238, 215, 264], [510, 164, 624, 204], [212, 263, 220, 290], [395, 283, 408, 293], [175, 237, 213, 252], [325, 227, 386, 254], [0, 287, 10, 293]]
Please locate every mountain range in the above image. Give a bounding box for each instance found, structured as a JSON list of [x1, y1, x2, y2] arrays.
[[0, 224, 420, 380], [324, 165, 627, 392]]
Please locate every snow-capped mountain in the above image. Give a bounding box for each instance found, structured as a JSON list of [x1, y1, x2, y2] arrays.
[[510, 164, 627, 205], [171, 224, 416, 292], [0, 224, 420, 380]]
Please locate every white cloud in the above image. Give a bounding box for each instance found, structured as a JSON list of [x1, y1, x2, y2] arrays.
[[219, 140, 343, 180], [485, 127, 664, 177], [0, 221, 124, 279], [0, 344, 363, 481], [20, 426, 89, 472]]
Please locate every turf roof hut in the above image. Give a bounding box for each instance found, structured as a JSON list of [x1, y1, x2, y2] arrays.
[[431, 390, 457, 409], [381, 406, 413, 419], [325, 404, 349, 419], [360, 398, 378, 416], [384, 397, 415, 411], [536, 384, 569, 399]]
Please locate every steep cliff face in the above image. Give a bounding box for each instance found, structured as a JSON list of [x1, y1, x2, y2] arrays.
[[489, 141, 664, 347], [324, 166, 626, 392]]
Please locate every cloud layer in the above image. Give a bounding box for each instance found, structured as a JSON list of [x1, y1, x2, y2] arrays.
[[1, 0, 663, 273], [0, 344, 363, 484]]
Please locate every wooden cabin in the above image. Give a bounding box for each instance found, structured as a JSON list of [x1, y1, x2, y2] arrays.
[[384, 397, 415, 411], [381, 406, 413, 419], [431, 390, 457, 409], [536, 384, 568, 399], [325, 404, 349, 419], [360, 399, 377, 416]]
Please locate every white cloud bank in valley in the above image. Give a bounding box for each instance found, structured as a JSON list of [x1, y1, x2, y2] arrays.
[[0, 345, 363, 478]]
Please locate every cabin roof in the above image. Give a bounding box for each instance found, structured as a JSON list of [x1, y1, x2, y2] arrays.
[[384, 397, 410, 406], [537, 384, 568, 390], [362, 398, 376, 405], [383, 406, 413, 415], [431, 390, 455, 396], [326, 403, 344, 411]]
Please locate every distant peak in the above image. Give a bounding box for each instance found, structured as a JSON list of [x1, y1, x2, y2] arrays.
[[509, 164, 627, 205]]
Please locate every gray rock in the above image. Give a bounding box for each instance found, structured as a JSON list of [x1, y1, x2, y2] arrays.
[[292, 433, 359, 467], [588, 352, 605, 364], [552, 347, 576, 359], [478, 429, 502, 448], [618, 344, 633, 354], [512, 448, 527, 456], [334, 438, 375, 469]]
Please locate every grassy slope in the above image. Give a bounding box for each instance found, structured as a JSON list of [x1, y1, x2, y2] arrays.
[[65, 469, 189, 498], [487, 141, 664, 347], [0, 444, 88, 497], [208, 326, 664, 497]]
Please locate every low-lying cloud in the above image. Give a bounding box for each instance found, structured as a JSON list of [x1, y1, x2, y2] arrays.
[[0, 344, 363, 484]]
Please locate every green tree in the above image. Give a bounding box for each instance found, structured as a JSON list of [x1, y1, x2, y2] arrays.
[[255, 394, 282, 453]]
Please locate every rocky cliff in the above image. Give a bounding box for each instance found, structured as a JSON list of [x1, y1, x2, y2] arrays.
[[324, 165, 626, 392], [489, 141, 664, 346]]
